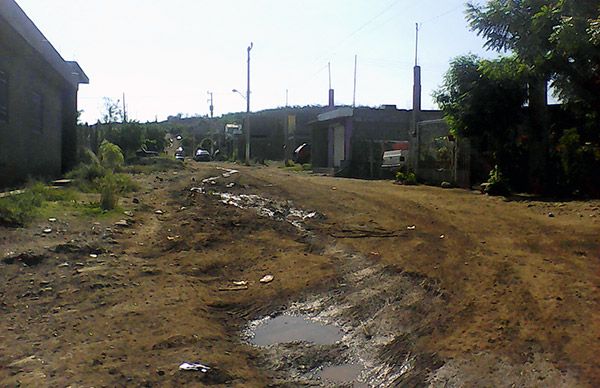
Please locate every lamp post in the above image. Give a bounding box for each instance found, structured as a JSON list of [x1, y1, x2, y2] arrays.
[[245, 42, 253, 165]]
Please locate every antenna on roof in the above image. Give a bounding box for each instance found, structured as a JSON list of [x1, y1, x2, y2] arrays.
[[328, 62, 332, 90]]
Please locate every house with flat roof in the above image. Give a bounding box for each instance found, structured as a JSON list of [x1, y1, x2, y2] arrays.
[[0, 0, 88, 187]]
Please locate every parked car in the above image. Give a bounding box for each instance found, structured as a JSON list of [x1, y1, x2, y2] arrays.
[[135, 147, 159, 157], [381, 149, 408, 174], [293, 143, 311, 164], [194, 149, 211, 162], [175, 147, 185, 161]]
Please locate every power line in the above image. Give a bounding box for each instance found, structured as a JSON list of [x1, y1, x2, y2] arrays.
[[420, 4, 464, 25], [311, 0, 407, 65]]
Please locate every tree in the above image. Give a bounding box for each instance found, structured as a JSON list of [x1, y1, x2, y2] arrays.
[[466, 0, 600, 126], [466, 0, 600, 193], [434, 54, 529, 186], [98, 140, 124, 171], [104, 122, 144, 158], [101, 97, 124, 124]]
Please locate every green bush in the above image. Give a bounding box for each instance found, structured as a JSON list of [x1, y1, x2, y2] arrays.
[[99, 174, 119, 211], [485, 165, 510, 196], [395, 171, 417, 185], [0, 182, 75, 226], [99, 140, 124, 171], [0, 190, 43, 226], [66, 163, 108, 192], [112, 173, 140, 193]]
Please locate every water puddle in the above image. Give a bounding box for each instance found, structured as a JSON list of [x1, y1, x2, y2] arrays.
[[319, 364, 367, 387], [217, 193, 319, 230], [249, 315, 343, 346]]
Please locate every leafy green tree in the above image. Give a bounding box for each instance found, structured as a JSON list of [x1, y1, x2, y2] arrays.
[[143, 126, 167, 152], [101, 97, 124, 124], [99, 140, 124, 171], [104, 122, 144, 158], [434, 54, 529, 186], [466, 0, 600, 127]]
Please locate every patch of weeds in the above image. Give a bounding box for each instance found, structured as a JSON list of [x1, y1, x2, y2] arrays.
[[66, 163, 108, 192], [484, 165, 510, 196], [122, 156, 182, 174], [395, 171, 417, 185], [0, 190, 43, 226], [284, 162, 312, 172], [76, 202, 124, 219], [0, 182, 81, 226]]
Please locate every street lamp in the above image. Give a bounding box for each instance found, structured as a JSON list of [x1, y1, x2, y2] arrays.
[[232, 89, 245, 100], [232, 42, 253, 165]]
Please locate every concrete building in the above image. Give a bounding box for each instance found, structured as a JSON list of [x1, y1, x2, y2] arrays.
[[311, 105, 442, 178], [0, 0, 88, 187]]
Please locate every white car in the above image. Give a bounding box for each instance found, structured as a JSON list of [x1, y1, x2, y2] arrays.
[[381, 150, 408, 173]]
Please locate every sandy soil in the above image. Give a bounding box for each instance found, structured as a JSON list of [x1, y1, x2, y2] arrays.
[[0, 161, 598, 387]]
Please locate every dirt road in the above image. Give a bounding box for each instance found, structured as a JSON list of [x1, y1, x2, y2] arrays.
[[1, 162, 599, 387]]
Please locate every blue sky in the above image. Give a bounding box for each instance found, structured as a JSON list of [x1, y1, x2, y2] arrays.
[[16, 0, 495, 123]]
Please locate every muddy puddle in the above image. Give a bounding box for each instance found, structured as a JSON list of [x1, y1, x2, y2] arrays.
[[249, 315, 343, 346], [318, 364, 367, 387], [194, 169, 320, 231], [217, 193, 319, 230]]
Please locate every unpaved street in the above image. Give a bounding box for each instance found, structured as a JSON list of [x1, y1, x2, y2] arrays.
[[1, 162, 599, 387]]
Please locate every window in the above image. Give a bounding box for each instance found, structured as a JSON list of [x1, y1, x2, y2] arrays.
[[31, 91, 43, 132], [0, 70, 7, 123]]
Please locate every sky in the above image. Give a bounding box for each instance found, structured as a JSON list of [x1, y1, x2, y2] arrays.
[[15, 0, 497, 124]]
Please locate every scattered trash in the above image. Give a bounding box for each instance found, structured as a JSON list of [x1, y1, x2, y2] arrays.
[[190, 187, 205, 193], [155, 210, 164, 215], [548, 212, 555, 218], [166, 235, 180, 241], [260, 274, 274, 284], [440, 234, 445, 239], [123, 211, 134, 217], [43, 228, 52, 234], [179, 362, 211, 373], [57, 262, 69, 268], [233, 280, 248, 286], [441, 181, 452, 188], [202, 177, 219, 185], [180, 206, 187, 211], [218, 285, 248, 291], [226, 182, 235, 188], [369, 251, 381, 258], [407, 225, 416, 230], [48, 218, 57, 222], [114, 220, 129, 227], [89, 254, 98, 258], [331, 187, 337, 190]]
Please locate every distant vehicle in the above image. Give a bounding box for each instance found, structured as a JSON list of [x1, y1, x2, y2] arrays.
[[381, 149, 408, 174], [176, 135, 182, 140], [194, 149, 211, 162], [293, 143, 311, 164], [135, 146, 159, 157], [224, 123, 242, 138], [175, 147, 185, 161]]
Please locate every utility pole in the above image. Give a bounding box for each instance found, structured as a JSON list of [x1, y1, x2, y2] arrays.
[[415, 22, 419, 66], [286, 89, 289, 107], [122, 92, 127, 122], [352, 55, 358, 108], [207, 91, 214, 118], [245, 42, 253, 165]]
